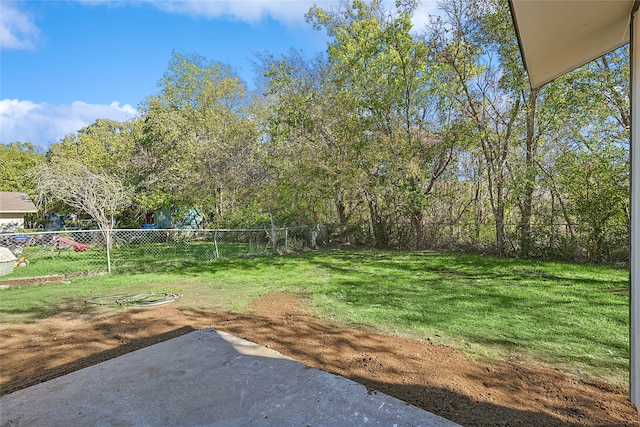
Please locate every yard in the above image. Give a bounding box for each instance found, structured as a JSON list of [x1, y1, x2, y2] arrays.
[[1, 249, 638, 426]]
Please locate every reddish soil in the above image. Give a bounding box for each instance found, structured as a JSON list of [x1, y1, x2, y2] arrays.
[[1, 292, 638, 426]]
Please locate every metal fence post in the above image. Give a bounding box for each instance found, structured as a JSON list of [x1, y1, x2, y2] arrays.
[[105, 230, 111, 274], [214, 230, 219, 259]]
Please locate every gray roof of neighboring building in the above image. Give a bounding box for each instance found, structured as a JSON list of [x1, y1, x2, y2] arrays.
[[0, 192, 38, 213]]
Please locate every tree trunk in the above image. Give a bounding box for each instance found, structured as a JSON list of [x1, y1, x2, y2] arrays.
[[483, 149, 507, 256], [519, 87, 539, 257], [411, 210, 426, 250], [366, 195, 388, 248], [335, 190, 350, 243], [494, 203, 506, 256]]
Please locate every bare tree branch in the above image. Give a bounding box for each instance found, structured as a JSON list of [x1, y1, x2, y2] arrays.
[[29, 163, 131, 232]]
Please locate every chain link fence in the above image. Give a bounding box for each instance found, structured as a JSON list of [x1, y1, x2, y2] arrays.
[[323, 221, 629, 264], [1, 220, 627, 282], [0, 225, 323, 280]]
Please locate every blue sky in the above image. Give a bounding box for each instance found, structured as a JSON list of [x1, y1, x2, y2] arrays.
[[1, 0, 439, 149]]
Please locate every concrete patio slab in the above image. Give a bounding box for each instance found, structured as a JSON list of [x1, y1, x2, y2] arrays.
[[0, 328, 460, 426]]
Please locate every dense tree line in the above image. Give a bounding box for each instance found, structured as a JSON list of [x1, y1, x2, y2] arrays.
[[2, 0, 629, 263]]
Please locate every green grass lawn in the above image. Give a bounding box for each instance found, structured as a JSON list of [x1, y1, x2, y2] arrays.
[[0, 249, 630, 386], [5, 245, 108, 278], [3, 240, 269, 278]]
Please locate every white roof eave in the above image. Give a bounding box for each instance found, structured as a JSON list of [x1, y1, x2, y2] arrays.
[[509, 0, 635, 89]]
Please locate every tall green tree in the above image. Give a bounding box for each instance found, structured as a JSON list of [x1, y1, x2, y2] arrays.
[[430, 0, 519, 255], [433, 0, 630, 260], [554, 144, 628, 261], [543, 47, 630, 261], [472, 0, 541, 256], [139, 51, 259, 223], [0, 142, 44, 195], [257, 48, 372, 234], [307, 0, 455, 247], [43, 118, 140, 224], [47, 118, 139, 176]]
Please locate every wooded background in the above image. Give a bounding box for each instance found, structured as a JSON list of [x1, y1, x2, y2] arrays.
[[2, 0, 630, 263]]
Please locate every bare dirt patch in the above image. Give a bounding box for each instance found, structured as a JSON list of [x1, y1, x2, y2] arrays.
[[1, 292, 638, 426]]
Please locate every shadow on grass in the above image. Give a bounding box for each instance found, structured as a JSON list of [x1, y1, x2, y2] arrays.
[[305, 249, 628, 286], [110, 253, 288, 276]]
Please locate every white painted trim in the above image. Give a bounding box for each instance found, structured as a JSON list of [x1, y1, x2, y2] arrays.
[[630, 3, 639, 411]]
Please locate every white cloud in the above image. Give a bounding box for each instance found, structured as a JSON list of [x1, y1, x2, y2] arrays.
[[0, 1, 41, 50], [0, 99, 138, 149], [146, 0, 323, 26], [145, 1, 440, 28], [2, 0, 441, 51]]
